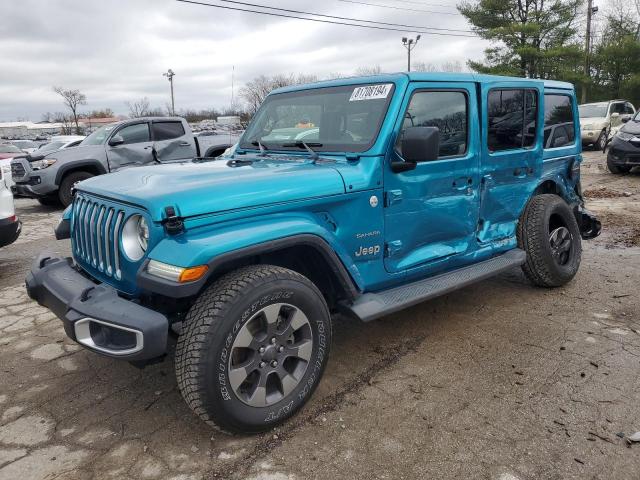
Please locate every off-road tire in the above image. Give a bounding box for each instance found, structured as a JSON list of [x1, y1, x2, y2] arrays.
[[517, 194, 582, 287], [175, 265, 331, 433], [607, 157, 631, 174], [58, 171, 94, 207]]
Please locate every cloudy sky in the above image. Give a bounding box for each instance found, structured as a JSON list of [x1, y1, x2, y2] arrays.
[[2, 0, 489, 121]]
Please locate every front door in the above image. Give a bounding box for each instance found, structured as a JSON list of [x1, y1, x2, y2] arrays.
[[477, 83, 543, 243], [106, 122, 153, 171], [383, 82, 480, 273]]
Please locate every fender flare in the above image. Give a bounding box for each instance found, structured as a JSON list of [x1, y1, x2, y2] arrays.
[[54, 160, 107, 186], [136, 233, 360, 301], [203, 144, 233, 158]]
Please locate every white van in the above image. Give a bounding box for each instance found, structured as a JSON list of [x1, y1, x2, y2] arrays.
[[0, 167, 21, 248]]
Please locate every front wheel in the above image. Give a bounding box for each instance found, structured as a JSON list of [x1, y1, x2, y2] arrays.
[[517, 194, 582, 287], [175, 265, 331, 433], [58, 171, 94, 207], [607, 157, 631, 174], [595, 129, 607, 151]]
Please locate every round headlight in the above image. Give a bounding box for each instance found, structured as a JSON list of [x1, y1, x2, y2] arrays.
[[121, 214, 148, 261]]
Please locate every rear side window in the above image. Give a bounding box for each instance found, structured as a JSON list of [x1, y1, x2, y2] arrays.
[[152, 122, 185, 141], [117, 123, 150, 145], [487, 89, 538, 152], [543, 94, 575, 149], [398, 90, 468, 158]]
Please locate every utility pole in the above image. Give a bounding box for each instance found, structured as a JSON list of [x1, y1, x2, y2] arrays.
[[402, 35, 421, 72], [163, 69, 176, 115], [582, 1, 598, 103]]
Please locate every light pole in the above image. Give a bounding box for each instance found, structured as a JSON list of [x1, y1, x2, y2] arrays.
[[163, 69, 176, 115], [402, 35, 421, 72]]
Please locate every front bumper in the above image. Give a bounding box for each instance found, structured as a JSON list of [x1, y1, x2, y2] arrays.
[[576, 205, 601, 240], [13, 179, 56, 198], [26, 254, 168, 361], [607, 138, 640, 166], [0, 216, 21, 248]]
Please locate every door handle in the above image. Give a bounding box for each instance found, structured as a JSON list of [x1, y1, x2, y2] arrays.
[[513, 168, 528, 178], [452, 177, 473, 190], [179, 141, 191, 146]]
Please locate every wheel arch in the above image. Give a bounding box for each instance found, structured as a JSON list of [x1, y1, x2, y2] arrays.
[[138, 233, 361, 308], [204, 144, 233, 158], [54, 160, 107, 186]]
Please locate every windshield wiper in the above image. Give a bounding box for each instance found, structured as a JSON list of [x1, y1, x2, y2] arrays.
[[250, 140, 269, 157], [281, 141, 322, 161]]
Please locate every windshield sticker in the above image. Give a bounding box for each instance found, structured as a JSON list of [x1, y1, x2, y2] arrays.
[[349, 84, 393, 102]]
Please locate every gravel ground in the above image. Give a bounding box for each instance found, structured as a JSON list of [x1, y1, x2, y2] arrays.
[[0, 150, 638, 480]]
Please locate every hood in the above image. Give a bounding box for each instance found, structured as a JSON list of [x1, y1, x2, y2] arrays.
[[620, 119, 640, 135], [77, 156, 346, 221], [42, 144, 104, 162]]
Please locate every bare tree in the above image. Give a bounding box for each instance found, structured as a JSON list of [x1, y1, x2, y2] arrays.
[[126, 97, 151, 118], [412, 61, 463, 73], [240, 73, 318, 115], [355, 65, 383, 76], [53, 86, 86, 134], [52, 112, 74, 134]]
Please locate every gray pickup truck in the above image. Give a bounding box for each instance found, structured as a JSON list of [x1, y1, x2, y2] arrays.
[[12, 117, 238, 206]]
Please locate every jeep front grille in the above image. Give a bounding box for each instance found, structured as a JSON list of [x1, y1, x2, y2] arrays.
[[72, 193, 125, 280]]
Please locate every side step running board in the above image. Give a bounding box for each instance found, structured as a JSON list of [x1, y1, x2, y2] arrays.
[[344, 249, 526, 322]]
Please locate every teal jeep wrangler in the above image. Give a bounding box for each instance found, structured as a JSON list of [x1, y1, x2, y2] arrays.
[[27, 73, 600, 432]]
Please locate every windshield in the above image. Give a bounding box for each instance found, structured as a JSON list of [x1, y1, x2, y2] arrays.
[[579, 104, 607, 118], [240, 83, 395, 153], [0, 144, 23, 154], [11, 140, 37, 148], [38, 141, 65, 154], [81, 124, 116, 146]]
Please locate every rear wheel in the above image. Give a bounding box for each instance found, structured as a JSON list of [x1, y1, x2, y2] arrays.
[[58, 171, 94, 207], [517, 194, 582, 287], [175, 265, 331, 433]]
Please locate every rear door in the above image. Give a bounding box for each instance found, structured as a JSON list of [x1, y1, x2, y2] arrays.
[[106, 122, 153, 170], [383, 82, 481, 273], [151, 120, 197, 162], [477, 82, 543, 244]]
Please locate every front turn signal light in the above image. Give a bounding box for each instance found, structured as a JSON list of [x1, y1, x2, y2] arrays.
[[179, 265, 209, 283]]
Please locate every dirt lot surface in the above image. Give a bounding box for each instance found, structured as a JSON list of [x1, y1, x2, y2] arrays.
[[0, 150, 639, 480]]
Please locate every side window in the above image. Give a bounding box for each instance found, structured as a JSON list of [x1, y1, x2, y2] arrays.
[[487, 89, 538, 152], [152, 122, 186, 141], [610, 103, 625, 115], [398, 90, 468, 158], [116, 123, 150, 145], [543, 94, 575, 149]]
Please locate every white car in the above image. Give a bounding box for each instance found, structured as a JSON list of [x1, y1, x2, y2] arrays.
[[36, 135, 85, 155], [579, 100, 635, 150], [0, 167, 21, 248], [9, 140, 40, 154]]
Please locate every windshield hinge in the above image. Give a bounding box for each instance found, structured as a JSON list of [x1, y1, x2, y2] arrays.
[[384, 190, 403, 207]]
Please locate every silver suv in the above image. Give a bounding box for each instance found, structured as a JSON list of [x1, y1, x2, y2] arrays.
[[579, 100, 635, 150]]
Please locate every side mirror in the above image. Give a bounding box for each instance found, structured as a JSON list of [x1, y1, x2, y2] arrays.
[[400, 126, 440, 162], [621, 115, 631, 123], [108, 134, 124, 146]]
